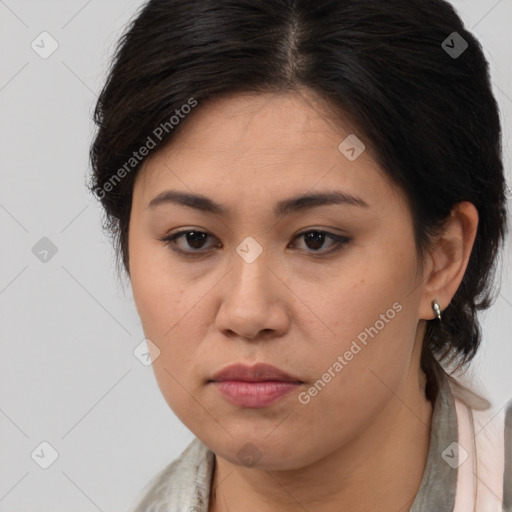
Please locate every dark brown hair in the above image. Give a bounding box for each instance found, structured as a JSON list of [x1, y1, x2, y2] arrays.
[[88, 0, 509, 396]]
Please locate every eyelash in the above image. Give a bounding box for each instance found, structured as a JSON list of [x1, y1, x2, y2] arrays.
[[159, 229, 351, 258]]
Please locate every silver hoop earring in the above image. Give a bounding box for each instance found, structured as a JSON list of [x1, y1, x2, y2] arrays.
[[432, 299, 442, 321]]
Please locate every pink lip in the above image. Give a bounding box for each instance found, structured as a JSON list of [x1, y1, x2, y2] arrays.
[[210, 362, 302, 383], [208, 363, 303, 408], [211, 381, 301, 407]]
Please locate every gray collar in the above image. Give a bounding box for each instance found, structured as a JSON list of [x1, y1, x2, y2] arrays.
[[409, 359, 458, 512]]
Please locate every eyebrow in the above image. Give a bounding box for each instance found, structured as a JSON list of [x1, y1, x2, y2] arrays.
[[147, 189, 369, 217]]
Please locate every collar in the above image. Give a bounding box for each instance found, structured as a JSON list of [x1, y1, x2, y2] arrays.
[[409, 358, 458, 511]]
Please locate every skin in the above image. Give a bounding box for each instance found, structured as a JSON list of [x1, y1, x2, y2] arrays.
[[128, 89, 478, 512]]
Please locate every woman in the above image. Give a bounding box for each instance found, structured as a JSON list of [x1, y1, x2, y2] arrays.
[[89, 0, 511, 510]]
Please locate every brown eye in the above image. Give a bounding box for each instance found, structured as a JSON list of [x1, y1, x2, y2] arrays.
[[160, 229, 351, 258], [291, 230, 351, 255], [303, 231, 328, 250], [179, 231, 209, 249], [161, 230, 219, 256]]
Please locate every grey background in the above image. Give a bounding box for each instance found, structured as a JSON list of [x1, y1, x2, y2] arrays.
[[0, 0, 511, 510]]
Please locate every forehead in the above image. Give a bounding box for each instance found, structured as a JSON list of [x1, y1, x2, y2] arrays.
[[151, 90, 358, 158], [133, 90, 404, 213]]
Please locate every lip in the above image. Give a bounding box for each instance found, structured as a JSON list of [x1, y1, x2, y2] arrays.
[[209, 362, 302, 383], [208, 363, 303, 408], [211, 381, 301, 408]]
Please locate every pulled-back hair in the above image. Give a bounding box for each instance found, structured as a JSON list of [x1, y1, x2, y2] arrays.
[[89, 0, 508, 395]]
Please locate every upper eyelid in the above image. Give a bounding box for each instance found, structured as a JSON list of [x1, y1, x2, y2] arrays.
[[165, 227, 345, 240]]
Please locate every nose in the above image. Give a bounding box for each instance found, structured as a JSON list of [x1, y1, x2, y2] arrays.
[[214, 250, 291, 341]]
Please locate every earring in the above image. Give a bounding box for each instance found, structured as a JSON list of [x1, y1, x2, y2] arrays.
[[432, 299, 442, 321]]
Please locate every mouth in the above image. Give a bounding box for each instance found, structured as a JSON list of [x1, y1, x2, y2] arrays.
[[209, 380, 302, 408], [209, 362, 303, 383], [208, 362, 303, 408]]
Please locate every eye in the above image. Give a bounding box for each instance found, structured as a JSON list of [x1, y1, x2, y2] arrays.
[[160, 229, 218, 256], [289, 230, 351, 255], [160, 229, 351, 257]]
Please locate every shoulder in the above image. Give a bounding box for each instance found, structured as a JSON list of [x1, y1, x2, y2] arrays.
[[126, 437, 215, 512]]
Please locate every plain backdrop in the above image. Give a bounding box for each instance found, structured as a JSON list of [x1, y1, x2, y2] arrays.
[[0, 0, 511, 510]]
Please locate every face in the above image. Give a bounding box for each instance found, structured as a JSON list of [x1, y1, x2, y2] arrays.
[[128, 90, 428, 470]]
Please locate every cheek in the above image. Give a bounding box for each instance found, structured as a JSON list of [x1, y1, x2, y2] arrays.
[[132, 274, 206, 420], [294, 305, 418, 449], [129, 232, 184, 332], [310, 252, 414, 345], [301, 246, 420, 388]]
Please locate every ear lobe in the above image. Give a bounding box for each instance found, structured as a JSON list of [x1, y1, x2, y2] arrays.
[[418, 201, 479, 320]]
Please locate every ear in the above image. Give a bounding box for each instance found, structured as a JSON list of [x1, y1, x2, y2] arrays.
[[418, 201, 479, 320]]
